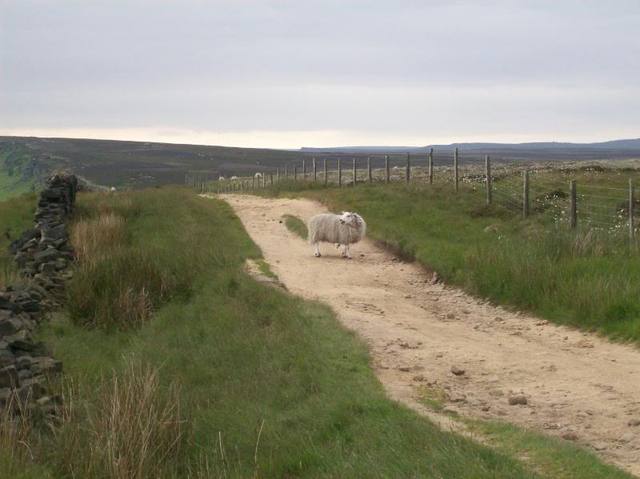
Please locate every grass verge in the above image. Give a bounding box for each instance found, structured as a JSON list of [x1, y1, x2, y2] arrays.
[[466, 420, 631, 479], [282, 213, 308, 240]]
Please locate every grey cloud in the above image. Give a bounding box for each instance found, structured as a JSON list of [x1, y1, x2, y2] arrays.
[[1, 0, 639, 144]]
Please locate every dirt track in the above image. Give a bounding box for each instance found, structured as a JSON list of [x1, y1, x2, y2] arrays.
[[216, 194, 640, 476]]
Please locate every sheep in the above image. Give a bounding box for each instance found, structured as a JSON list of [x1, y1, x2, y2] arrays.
[[218, 176, 226, 181], [307, 211, 366, 259], [254, 172, 263, 178], [230, 175, 239, 180]]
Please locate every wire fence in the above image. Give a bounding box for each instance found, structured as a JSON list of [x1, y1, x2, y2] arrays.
[[186, 149, 639, 248]]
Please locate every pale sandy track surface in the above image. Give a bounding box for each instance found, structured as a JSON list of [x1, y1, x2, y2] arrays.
[[213, 194, 640, 476]]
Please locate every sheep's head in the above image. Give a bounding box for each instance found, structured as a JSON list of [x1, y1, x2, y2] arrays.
[[339, 211, 362, 228]]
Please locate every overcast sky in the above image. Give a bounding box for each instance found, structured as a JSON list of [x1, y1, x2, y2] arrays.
[[1, 1, 639, 148]]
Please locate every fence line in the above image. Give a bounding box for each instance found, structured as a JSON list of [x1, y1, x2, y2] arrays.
[[189, 150, 639, 248]]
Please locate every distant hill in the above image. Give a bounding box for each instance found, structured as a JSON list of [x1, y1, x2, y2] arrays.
[[301, 138, 640, 160], [0, 136, 302, 190], [1, 135, 639, 193]]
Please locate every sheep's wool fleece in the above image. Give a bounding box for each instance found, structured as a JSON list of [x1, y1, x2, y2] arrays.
[[308, 214, 365, 245]]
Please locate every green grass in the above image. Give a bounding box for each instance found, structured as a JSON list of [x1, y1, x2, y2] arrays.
[[265, 178, 640, 343], [283, 213, 308, 240], [0, 168, 34, 201], [5, 186, 543, 478], [0, 193, 36, 287], [255, 258, 278, 278], [1, 186, 631, 478], [0, 146, 37, 201], [466, 420, 631, 479]]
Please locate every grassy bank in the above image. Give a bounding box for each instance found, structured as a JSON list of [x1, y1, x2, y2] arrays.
[[0, 193, 36, 287], [262, 178, 640, 343], [2, 187, 549, 478]]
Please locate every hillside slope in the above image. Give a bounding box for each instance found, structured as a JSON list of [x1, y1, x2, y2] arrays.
[[301, 138, 640, 160], [0, 136, 301, 190]]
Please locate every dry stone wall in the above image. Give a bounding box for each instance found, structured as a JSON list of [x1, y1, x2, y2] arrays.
[[0, 174, 77, 413]]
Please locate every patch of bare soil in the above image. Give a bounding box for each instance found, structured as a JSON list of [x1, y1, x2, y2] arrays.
[[213, 194, 640, 476]]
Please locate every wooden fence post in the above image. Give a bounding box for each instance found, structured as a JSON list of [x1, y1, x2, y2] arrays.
[[324, 159, 328, 186], [284, 165, 288, 178], [252, 176, 255, 189], [570, 180, 577, 229], [454, 147, 459, 192], [522, 170, 530, 218], [428, 148, 434, 185], [485, 155, 492, 205], [270, 173, 273, 186], [406, 153, 411, 184], [385, 155, 390, 184], [276, 168, 280, 183], [302, 159, 306, 180], [294, 166, 298, 182], [352, 158, 357, 187], [262, 172, 266, 188], [367, 157, 372, 183], [313, 157, 317, 182], [629, 179, 635, 245], [338, 159, 342, 187]]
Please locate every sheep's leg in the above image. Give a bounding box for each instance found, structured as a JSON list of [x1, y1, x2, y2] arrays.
[[342, 244, 352, 259], [313, 242, 321, 257]]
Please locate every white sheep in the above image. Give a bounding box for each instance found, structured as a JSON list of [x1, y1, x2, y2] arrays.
[[254, 172, 263, 178], [230, 176, 239, 180], [307, 211, 366, 259], [218, 176, 226, 181]]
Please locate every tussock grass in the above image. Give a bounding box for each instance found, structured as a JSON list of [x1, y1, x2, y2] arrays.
[[282, 213, 308, 240], [53, 361, 187, 479], [71, 212, 126, 262], [66, 191, 228, 330], [0, 394, 38, 475], [0, 360, 191, 479]]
